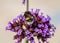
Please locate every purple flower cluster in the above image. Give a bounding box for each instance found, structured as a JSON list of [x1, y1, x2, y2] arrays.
[[6, 9, 56, 43]]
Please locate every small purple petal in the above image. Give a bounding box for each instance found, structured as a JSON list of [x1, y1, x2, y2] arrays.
[[26, 35, 31, 40], [38, 29, 42, 33], [8, 22, 12, 27], [43, 28, 48, 33], [30, 34, 34, 37], [30, 9, 34, 15], [25, 30, 30, 35], [6, 22, 12, 30], [6, 26, 11, 30], [17, 37, 20, 41], [38, 24, 41, 28], [45, 24, 48, 28], [11, 29, 14, 32], [15, 26, 19, 30], [42, 33, 46, 37], [38, 24, 44, 28], [17, 14, 23, 19], [46, 33, 51, 38], [42, 18, 47, 22], [17, 29, 22, 35], [18, 14, 25, 21], [39, 13, 44, 18], [35, 9, 40, 14], [13, 18, 18, 22], [22, 0, 25, 5], [30, 40, 35, 43], [34, 28, 39, 32], [46, 15, 51, 21]]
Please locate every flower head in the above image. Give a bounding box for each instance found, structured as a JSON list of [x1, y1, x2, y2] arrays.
[[6, 9, 56, 43]]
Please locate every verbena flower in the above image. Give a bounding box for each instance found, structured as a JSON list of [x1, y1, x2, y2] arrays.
[[6, 9, 56, 43]]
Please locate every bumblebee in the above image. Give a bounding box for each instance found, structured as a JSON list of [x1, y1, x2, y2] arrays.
[[24, 11, 33, 22]]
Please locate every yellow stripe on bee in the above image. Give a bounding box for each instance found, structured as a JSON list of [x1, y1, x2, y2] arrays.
[[26, 18, 30, 20]]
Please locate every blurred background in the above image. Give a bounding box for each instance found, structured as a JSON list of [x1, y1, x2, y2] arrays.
[[0, 0, 60, 43]]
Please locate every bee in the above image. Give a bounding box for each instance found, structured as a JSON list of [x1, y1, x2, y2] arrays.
[[24, 11, 34, 25], [24, 11, 33, 22]]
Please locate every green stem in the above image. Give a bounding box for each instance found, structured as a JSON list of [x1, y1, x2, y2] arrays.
[[26, 0, 29, 11], [26, 40, 28, 43]]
